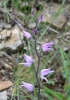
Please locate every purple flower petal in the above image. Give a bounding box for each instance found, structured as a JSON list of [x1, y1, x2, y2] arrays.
[[23, 30, 31, 39], [19, 54, 34, 67], [19, 62, 32, 67], [42, 47, 53, 52], [42, 42, 54, 52], [24, 54, 34, 63], [32, 8, 36, 15], [21, 81, 34, 91], [33, 29, 38, 35], [42, 42, 54, 48], [41, 68, 54, 76], [39, 14, 42, 23], [41, 76, 48, 82]]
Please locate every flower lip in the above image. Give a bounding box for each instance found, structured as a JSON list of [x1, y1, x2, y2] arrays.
[[40, 68, 54, 82], [23, 30, 31, 39], [21, 81, 34, 91]]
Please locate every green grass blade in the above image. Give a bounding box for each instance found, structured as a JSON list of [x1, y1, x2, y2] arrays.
[[42, 85, 64, 100]]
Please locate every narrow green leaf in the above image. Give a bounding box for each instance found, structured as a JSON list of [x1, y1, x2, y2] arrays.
[[44, 93, 54, 100], [64, 84, 70, 91], [42, 85, 64, 100], [66, 96, 70, 100]]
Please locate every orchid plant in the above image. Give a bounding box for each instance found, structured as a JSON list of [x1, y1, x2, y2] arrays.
[[19, 8, 54, 100]]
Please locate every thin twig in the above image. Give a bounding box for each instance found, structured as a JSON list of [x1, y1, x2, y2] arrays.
[[48, 27, 61, 35], [1, 51, 13, 61]]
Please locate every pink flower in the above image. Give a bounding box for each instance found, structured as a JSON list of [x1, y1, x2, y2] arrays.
[[42, 42, 54, 52], [21, 81, 34, 91], [19, 54, 34, 67], [23, 30, 31, 39], [40, 68, 54, 82]]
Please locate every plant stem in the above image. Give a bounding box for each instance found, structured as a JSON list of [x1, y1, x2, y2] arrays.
[[34, 37, 40, 100]]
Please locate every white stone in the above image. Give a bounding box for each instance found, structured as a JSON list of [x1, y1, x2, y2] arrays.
[[0, 91, 7, 100], [0, 25, 24, 52], [42, 3, 67, 29]]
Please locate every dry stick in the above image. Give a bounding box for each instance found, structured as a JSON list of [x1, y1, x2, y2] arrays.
[[1, 51, 13, 61], [48, 27, 61, 35]]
